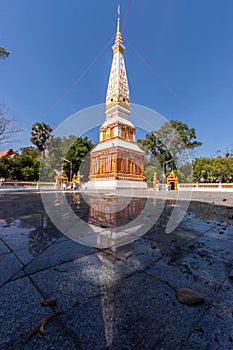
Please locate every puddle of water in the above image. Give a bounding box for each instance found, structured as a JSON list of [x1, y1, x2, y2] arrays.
[[0, 192, 232, 258]]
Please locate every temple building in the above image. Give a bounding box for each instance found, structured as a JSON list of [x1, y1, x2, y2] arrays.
[[86, 10, 147, 190]]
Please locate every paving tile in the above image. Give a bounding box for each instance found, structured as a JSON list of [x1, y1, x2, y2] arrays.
[[10, 269, 26, 281], [30, 240, 161, 315], [0, 225, 42, 265], [0, 239, 10, 255], [122, 273, 208, 350], [1, 320, 80, 350], [196, 237, 233, 268], [0, 277, 50, 348], [61, 298, 108, 350], [183, 300, 233, 350], [0, 220, 62, 265], [203, 225, 233, 240], [30, 254, 103, 310], [0, 253, 23, 286], [25, 238, 95, 274], [146, 260, 219, 298], [102, 237, 162, 276], [61, 271, 208, 350], [178, 251, 229, 286]]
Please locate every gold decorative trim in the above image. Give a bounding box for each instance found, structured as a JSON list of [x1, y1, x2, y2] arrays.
[[113, 45, 124, 54]]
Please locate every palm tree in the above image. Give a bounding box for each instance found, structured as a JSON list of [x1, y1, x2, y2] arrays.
[[0, 47, 10, 60], [30, 122, 52, 158]]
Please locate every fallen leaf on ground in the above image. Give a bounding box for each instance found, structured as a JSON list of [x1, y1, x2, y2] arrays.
[[176, 288, 204, 305], [39, 320, 48, 335], [195, 326, 204, 333], [149, 243, 156, 249], [41, 299, 57, 306], [24, 312, 61, 343]]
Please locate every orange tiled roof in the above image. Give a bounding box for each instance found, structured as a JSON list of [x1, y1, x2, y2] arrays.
[[0, 149, 14, 158]]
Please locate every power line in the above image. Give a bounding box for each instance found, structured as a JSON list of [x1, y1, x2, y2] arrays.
[[122, 0, 131, 33], [42, 3, 132, 120], [125, 36, 199, 119], [42, 35, 114, 119]]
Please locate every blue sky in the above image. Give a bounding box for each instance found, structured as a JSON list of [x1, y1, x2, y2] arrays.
[[0, 0, 233, 158]]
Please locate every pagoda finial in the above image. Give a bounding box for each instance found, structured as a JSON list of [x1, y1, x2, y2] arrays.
[[115, 4, 122, 44], [105, 3, 130, 111], [117, 4, 120, 29]]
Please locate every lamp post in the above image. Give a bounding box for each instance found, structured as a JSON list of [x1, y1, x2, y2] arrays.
[[63, 158, 72, 185], [163, 159, 174, 188]]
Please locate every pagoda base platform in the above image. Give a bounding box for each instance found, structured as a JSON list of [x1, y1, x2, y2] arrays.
[[84, 180, 147, 191]]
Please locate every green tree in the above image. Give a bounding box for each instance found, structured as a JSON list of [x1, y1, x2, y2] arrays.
[[177, 162, 193, 183], [0, 155, 13, 179], [144, 165, 157, 187], [0, 47, 10, 60], [10, 147, 41, 181], [47, 135, 77, 171], [0, 147, 41, 181], [20, 146, 40, 158], [30, 122, 53, 158], [63, 137, 93, 182], [193, 157, 233, 183], [138, 120, 202, 176]]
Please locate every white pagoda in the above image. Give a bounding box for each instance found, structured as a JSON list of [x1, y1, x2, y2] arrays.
[[87, 10, 147, 190]]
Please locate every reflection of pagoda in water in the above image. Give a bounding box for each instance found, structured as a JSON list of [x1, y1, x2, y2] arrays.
[[71, 192, 148, 248], [88, 195, 146, 248], [86, 9, 146, 190], [88, 196, 146, 228]]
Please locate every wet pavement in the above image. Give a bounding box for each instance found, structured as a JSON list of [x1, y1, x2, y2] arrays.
[[0, 190, 233, 349]]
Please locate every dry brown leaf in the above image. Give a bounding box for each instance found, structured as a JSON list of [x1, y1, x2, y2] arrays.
[[176, 288, 204, 305], [195, 326, 204, 333], [24, 320, 43, 343], [39, 321, 47, 335], [41, 299, 57, 306], [24, 312, 61, 343], [150, 244, 156, 249]]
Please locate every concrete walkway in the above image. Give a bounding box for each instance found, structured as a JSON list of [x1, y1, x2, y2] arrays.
[[0, 190, 233, 349]]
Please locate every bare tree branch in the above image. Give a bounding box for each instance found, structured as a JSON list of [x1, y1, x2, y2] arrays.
[[0, 105, 22, 147]]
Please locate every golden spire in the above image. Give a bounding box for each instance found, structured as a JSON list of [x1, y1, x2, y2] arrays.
[[105, 4, 130, 112], [115, 4, 122, 45]]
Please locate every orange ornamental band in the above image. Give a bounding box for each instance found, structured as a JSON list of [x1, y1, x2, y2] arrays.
[[89, 154, 144, 175], [90, 146, 144, 157], [100, 125, 135, 132], [89, 173, 145, 178], [100, 134, 135, 142], [89, 174, 146, 181]]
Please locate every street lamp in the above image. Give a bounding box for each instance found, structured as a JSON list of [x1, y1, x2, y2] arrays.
[[63, 158, 72, 185], [163, 159, 174, 187]]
